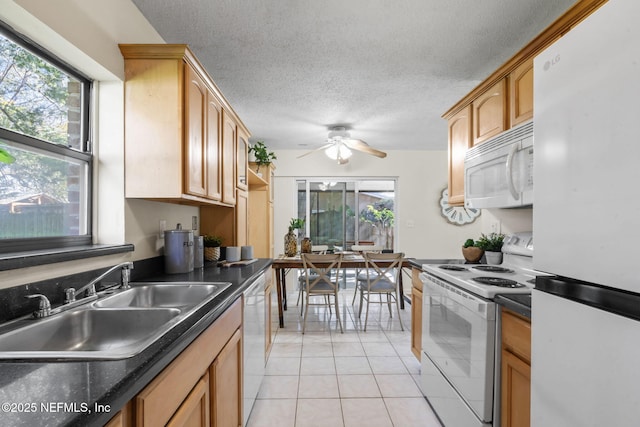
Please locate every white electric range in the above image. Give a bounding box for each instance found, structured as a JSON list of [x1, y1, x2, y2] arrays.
[[421, 232, 539, 299], [419, 232, 543, 427]]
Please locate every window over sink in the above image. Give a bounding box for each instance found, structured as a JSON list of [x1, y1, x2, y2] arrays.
[[0, 22, 92, 253]]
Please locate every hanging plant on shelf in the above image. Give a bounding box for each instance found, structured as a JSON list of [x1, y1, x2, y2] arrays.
[[248, 141, 276, 174]]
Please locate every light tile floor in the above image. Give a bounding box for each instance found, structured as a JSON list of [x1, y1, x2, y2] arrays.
[[247, 286, 442, 427]]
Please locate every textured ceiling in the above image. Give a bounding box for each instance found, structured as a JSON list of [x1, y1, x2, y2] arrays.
[[131, 0, 576, 151]]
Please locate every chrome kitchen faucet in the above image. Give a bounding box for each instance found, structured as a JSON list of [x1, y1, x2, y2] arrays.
[[23, 262, 134, 319], [64, 261, 134, 303]]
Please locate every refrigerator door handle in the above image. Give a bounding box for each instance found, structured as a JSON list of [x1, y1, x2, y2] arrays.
[[506, 144, 519, 200]]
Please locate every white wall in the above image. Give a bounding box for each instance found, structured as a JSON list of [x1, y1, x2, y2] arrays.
[[482, 208, 533, 235], [272, 150, 484, 259], [0, 0, 199, 288]]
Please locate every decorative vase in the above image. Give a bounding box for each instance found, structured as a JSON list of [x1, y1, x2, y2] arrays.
[[301, 237, 312, 253], [485, 251, 503, 265], [462, 246, 484, 263], [284, 230, 297, 257], [204, 247, 220, 262]]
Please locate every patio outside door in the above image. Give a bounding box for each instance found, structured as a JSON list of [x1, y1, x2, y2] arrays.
[[296, 179, 396, 251]]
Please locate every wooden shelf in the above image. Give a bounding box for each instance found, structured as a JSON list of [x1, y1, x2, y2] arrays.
[[248, 167, 268, 188]]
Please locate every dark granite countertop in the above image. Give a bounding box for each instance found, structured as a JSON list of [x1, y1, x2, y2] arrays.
[[495, 293, 532, 319], [0, 259, 272, 427]]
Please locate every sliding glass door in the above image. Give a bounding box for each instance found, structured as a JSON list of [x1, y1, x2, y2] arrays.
[[296, 179, 396, 250]]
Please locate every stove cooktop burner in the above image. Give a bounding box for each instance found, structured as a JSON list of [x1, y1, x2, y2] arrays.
[[438, 265, 468, 271], [472, 265, 514, 274], [472, 277, 524, 288]]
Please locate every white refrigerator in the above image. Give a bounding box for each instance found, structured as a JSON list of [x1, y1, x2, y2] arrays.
[[532, 0, 640, 425]]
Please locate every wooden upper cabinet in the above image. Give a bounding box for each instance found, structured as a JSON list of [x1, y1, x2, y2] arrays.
[[472, 79, 507, 145], [509, 58, 534, 126], [222, 110, 237, 205], [184, 66, 208, 198], [235, 189, 248, 247], [119, 44, 249, 207], [447, 105, 472, 206], [248, 163, 274, 258], [441, 0, 607, 207], [206, 92, 223, 201], [237, 129, 249, 191]]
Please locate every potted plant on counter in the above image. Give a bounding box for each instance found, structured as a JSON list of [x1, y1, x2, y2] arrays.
[[203, 235, 223, 262], [476, 232, 505, 264], [249, 141, 276, 175], [462, 238, 484, 263]]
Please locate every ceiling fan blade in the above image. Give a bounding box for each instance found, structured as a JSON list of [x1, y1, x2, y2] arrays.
[[344, 139, 387, 158], [297, 142, 334, 159]]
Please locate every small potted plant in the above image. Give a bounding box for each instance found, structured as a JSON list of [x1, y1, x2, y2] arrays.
[[249, 141, 276, 174], [462, 238, 484, 263], [476, 232, 505, 264], [203, 235, 223, 262]]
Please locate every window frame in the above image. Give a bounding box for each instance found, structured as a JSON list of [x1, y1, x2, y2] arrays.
[[0, 21, 93, 254]]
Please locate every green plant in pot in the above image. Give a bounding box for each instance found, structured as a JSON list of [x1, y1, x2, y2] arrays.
[[462, 238, 484, 263], [203, 235, 223, 262], [249, 141, 276, 174], [476, 232, 505, 264]]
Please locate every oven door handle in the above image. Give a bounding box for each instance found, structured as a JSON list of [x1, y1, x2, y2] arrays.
[[420, 273, 493, 319]]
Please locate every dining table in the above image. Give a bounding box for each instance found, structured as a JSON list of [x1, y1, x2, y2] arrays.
[[271, 253, 411, 328]]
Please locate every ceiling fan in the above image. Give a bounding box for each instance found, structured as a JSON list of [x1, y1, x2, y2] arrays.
[[297, 127, 387, 164]]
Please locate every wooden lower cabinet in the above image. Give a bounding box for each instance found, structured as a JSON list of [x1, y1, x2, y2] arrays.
[[501, 308, 531, 427], [410, 268, 423, 360], [501, 349, 531, 427], [133, 298, 242, 427], [211, 329, 242, 427], [104, 403, 132, 427], [168, 373, 210, 427]]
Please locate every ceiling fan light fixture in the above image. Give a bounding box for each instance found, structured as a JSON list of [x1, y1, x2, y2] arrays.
[[325, 143, 352, 163], [327, 127, 350, 141]]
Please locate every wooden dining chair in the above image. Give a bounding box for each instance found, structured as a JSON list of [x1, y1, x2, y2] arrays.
[[350, 244, 383, 305], [300, 253, 343, 334], [297, 245, 329, 309], [357, 252, 405, 332]]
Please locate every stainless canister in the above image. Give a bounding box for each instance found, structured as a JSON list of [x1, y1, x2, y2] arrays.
[[194, 236, 204, 268], [164, 223, 194, 274]]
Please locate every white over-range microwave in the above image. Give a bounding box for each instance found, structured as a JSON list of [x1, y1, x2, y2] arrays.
[[464, 120, 533, 209]]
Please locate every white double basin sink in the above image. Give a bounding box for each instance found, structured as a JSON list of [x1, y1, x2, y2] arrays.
[[0, 282, 232, 360]]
